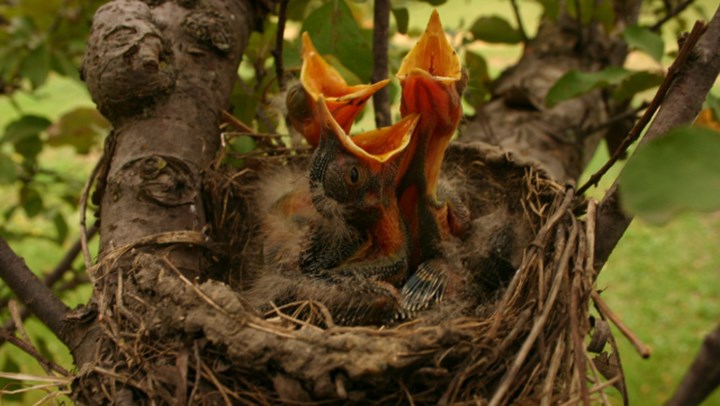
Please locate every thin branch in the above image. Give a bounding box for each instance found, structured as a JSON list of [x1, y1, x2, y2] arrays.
[[272, 0, 289, 91], [0, 223, 98, 346], [0, 328, 70, 376], [651, 0, 696, 32], [510, 0, 528, 42], [592, 291, 651, 358], [666, 323, 720, 405], [579, 102, 647, 138], [372, 0, 391, 128], [0, 237, 71, 346], [577, 21, 707, 196], [594, 9, 720, 270], [0, 222, 97, 313], [221, 110, 255, 133]]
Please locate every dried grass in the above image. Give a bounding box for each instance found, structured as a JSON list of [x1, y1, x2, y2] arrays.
[[71, 139, 628, 405]]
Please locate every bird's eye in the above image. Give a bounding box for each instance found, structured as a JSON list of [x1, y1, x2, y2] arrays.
[[349, 167, 359, 183]]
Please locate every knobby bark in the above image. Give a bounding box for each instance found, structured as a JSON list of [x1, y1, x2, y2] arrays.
[[75, 0, 269, 382], [81, 0, 264, 277]]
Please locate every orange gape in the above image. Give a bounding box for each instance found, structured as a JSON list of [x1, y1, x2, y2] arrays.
[[261, 97, 420, 325], [397, 10, 465, 258], [395, 11, 469, 315], [286, 33, 389, 147]]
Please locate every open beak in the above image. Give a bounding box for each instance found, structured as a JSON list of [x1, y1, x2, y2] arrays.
[[289, 33, 390, 147], [396, 10, 464, 126], [396, 10, 465, 197], [316, 96, 418, 170], [396, 10, 463, 86]]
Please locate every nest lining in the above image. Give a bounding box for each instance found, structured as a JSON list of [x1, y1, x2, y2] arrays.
[[74, 140, 625, 405]]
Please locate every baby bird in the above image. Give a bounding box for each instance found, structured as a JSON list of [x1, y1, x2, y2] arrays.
[[395, 11, 470, 316], [250, 97, 419, 325], [286, 32, 390, 147]]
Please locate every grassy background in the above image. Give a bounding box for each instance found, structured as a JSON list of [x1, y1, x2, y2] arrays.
[[2, 0, 720, 404]]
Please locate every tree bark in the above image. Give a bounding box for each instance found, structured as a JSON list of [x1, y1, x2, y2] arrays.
[[82, 0, 263, 278]]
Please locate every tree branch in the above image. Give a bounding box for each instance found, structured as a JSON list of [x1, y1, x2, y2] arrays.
[[577, 21, 707, 195], [594, 8, 720, 270], [651, 0, 696, 32], [0, 224, 98, 348], [273, 0, 289, 91], [666, 323, 720, 405], [372, 0, 391, 128], [0, 237, 71, 347], [0, 328, 70, 376], [510, 0, 528, 42]]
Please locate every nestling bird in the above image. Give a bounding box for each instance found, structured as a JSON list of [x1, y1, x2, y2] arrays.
[[250, 97, 420, 325], [286, 32, 390, 147], [394, 10, 471, 316]]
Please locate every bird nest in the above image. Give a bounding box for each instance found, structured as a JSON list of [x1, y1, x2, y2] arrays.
[[74, 139, 626, 405]]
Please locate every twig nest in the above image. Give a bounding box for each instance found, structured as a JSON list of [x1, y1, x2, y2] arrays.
[[75, 141, 623, 405]]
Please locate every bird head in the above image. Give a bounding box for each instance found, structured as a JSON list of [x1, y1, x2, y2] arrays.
[[286, 33, 390, 147], [396, 10, 465, 131], [309, 96, 419, 227]]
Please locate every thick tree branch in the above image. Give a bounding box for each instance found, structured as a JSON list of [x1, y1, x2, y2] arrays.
[[0, 238, 71, 347], [0, 224, 98, 347], [666, 323, 720, 405], [594, 7, 720, 270], [82, 0, 258, 277], [372, 0, 391, 128]]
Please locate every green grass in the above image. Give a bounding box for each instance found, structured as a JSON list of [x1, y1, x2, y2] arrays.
[[599, 213, 720, 405]]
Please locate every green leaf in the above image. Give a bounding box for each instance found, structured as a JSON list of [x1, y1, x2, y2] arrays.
[[286, 0, 317, 21], [245, 22, 277, 63], [545, 67, 633, 108], [282, 38, 302, 71], [47, 107, 110, 154], [15, 134, 43, 161], [0, 152, 17, 184], [20, 42, 50, 89], [228, 135, 256, 154], [623, 25, 664, 63], [20, 185, 44, 218], [612, 71, 663, 103], [50, 49, 79, 78], [470, 16, 522, 44], [392, 7, 409, 35], [230, 78, 259, 128], [620, 126, 720, 224], [53, 211, 69, 243], [301, 0, 373, 81], [463, 50, 491, 110], [537, 0, 560, 20], [2, 115, 52, 144], [323, 54, 362, 85]]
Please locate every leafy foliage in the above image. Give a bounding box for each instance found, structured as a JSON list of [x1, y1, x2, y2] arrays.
[[469, 15, 522, 44], [620, 126, 720, 224], [546, 67, 633, 107], [623, 24, 665, 63], [0, 0, 105, 247]]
